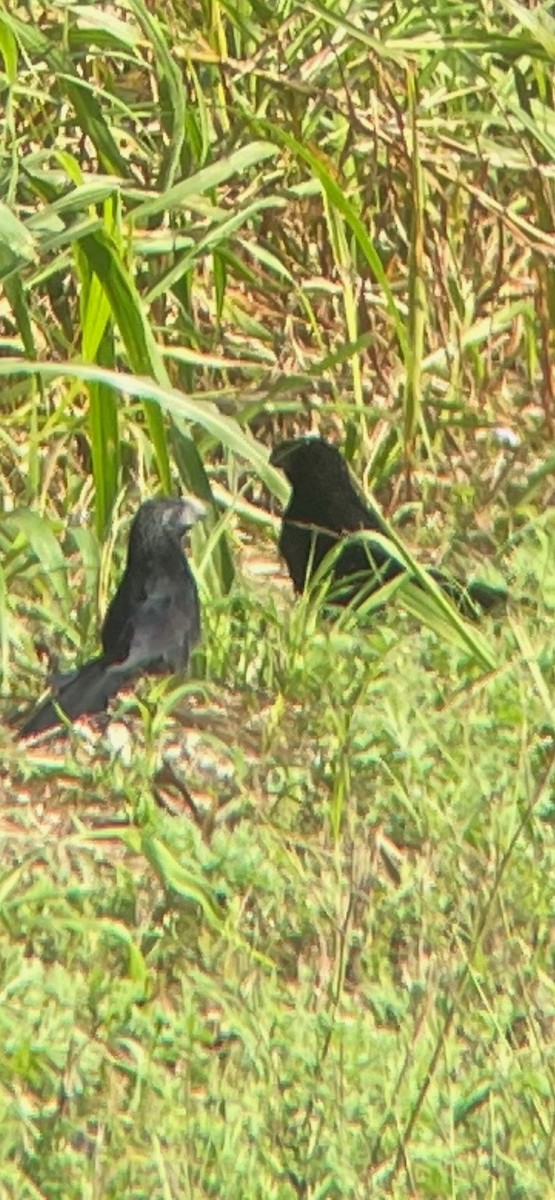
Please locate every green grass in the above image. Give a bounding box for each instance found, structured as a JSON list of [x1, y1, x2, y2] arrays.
[[2, 0, 555, 1194], [3, 535, 555, 1197]]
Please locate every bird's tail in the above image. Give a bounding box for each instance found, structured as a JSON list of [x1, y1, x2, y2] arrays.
[[428, 570, 508, 619], [19, 655, 131, 737]]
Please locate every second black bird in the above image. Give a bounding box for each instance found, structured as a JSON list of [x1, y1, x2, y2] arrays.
[[270, 437, 506, 617], [20, 496, 205, 736]]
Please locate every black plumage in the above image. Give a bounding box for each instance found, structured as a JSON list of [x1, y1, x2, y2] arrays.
[[20, 496, 205, 736], [270, 437, 506, 616]]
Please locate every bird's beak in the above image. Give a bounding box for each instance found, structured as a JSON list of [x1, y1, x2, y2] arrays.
[[178, 496, 207, 528]]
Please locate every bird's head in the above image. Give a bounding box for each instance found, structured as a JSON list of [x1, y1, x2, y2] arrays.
[[160, 496, 207, 533], [129, 496, 207, 553], [270, 436, 351, 490]]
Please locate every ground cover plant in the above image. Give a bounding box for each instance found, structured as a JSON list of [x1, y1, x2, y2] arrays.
[[2, 0, 555, 1195]]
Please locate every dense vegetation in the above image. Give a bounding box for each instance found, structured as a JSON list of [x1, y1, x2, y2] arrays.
[[1, 1, 555, 1196]]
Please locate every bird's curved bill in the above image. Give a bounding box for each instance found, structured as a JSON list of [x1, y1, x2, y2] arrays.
[[178, 496, 207, 527]]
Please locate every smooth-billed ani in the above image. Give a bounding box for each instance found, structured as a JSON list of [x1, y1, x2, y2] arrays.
[[270, 437, 506, 617], [20, 496, 205, 736]]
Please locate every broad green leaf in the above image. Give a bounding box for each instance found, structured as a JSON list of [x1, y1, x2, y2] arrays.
[[129, 142, 278, 223], [0, 14, 18, 83], [0, 359, 290, 501], [69, 4, 141, 47], [0, 202, 36, 274], [141, 835, 226, 930], [2, 510, 69, 604], [79, 231, 172, 493]]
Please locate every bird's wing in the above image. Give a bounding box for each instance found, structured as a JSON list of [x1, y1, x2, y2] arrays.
[[115, 583, 200, 675], [101, 573, 142, 658]]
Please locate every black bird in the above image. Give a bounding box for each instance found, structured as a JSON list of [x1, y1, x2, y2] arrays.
[[270, 437, 506, 616], [19, 496, 205, 736]]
